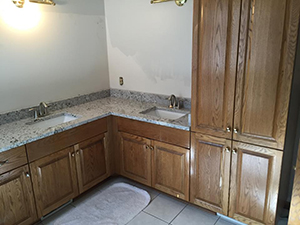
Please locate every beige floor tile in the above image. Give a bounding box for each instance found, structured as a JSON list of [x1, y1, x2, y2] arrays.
[[171, 204, 219, 225], [143, 194, 187, 223], [127, 212, 167, 225]]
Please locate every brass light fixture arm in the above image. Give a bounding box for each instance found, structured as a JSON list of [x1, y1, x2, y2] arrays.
[[150, 0, 187, 7], [12, 0, 56, 7], [29, 0, 56, 6]]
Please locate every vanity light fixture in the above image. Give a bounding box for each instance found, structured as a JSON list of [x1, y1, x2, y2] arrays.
[[29, 0, 56, 6], [150, 0, 187, 7], [12, 0, 25, 8], [12, 0, 55, 7]]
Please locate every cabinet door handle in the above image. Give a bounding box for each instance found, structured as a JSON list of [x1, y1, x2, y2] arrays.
[[225, 147, 230, 153], [145, 145, 149, 150], [76, 151, 80, 155], [0, 160, 8, 167], [150, 146, 154, 151], [233, 128, 238, 134], [25, 172, 30, 178], [71, 153, 75, 157], [226, 127, 231, 133], [232, 149, 237, 154]]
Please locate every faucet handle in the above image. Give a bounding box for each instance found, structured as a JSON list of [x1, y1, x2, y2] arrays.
[[175, 99, 182, 109], [29, 107, 38, 120], [38, 102, 49, 117]]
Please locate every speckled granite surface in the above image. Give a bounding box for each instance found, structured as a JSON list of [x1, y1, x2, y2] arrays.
[[0, 97, 190, 153], [0, 90, 110, 126], [110, 89, 191, 109]]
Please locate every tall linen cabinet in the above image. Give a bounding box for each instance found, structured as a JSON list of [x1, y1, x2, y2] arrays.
[[190, 0, 300, 224]]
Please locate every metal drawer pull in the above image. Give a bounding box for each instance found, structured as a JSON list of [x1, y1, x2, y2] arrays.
[[226, 127, 231, 133], [26, 172, 30, 178], [0, 160, 8, 166], [232, 149, 237, 154], [150, 146, 154, 151], [225, 147, 230, 153], [145, 145, 150, 150], [233, 128, 238, 134]]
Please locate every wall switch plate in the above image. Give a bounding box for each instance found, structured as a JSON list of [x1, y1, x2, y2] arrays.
[[119, 77, 124, 86]]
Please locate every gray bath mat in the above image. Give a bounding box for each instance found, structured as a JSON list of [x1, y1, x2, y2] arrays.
[[53, 182, 151, 225]]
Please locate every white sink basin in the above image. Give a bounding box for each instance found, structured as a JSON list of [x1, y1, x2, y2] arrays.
[[29, 113, 79, 129], [141, 107, 188, 120]]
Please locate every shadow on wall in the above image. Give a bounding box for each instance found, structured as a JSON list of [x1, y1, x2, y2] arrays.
[[105, 0, 193, 87]]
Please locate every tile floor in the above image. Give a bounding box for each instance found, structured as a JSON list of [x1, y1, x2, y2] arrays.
[[38, 176, 244, 225]]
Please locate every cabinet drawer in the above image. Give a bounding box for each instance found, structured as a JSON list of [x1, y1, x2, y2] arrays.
[[27, 117, 108, 162], [117, 117, 190, 149], [0, 146, 27, 175]]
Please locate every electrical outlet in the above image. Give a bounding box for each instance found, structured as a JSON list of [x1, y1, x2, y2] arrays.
[[119, 77, 124, 86]]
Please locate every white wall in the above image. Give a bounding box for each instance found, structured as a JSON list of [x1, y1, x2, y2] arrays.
[[0, 0, 109, 113], [105, 0, 193, 98]]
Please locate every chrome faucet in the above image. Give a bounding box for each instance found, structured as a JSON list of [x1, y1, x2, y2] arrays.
[[168, 94, 181, 109], [29, 102, 49, 120], [38, 102, 49, 117]]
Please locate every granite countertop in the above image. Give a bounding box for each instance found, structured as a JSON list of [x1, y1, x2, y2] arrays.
[[0, 97, 190, 153]]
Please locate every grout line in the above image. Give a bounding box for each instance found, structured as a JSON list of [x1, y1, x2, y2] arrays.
[[214, 217, 221, 225], [143, 211, 170, 224], [169, 203, 188, 224], [152, 193, 160, 201], [125, 211, 143, 225], [142, 193, 160, 212]]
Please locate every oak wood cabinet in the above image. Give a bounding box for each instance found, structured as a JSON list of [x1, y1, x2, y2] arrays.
[[191, 0, 299, 223], [118, 121, 190, 200], [191, 0, 300, 150], [229, 142, 283, 225], [30, 147, 78, 218], [191, 0, 240, 139], [233, 0, 300, 150], [74, 134, 110, 194], [119, 132, 152, 186], [190, 133, 231, 215], [30, 133, 109, 218], [0, 165, 37, 225], [152, 141, 190, 201], [28, 118, 109, 217]]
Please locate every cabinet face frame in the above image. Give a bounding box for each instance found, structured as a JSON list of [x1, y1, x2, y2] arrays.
[[152, 140, 190, 201], [30, 147, 78, 218], [74, 133, 110, 194], [191, 0, 241, 139], [190, 133, 231, 215], [229, 142, 283, 225], [0, 165, 37, 225], [119, 132, 152, 186], [233, 0, 300, 150]]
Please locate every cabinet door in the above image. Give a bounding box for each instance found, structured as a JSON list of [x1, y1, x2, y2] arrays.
[[233, 0, 300, 149], [0, 165, 37, 225], [119, 132, 152, 186], [74, 133, 109, 194], [152, 141, 189, 201], [30, 147, 78, 218], [229, 142, 283, 225], [191, 0, 241, 138], [190, 133, 231, 215]]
